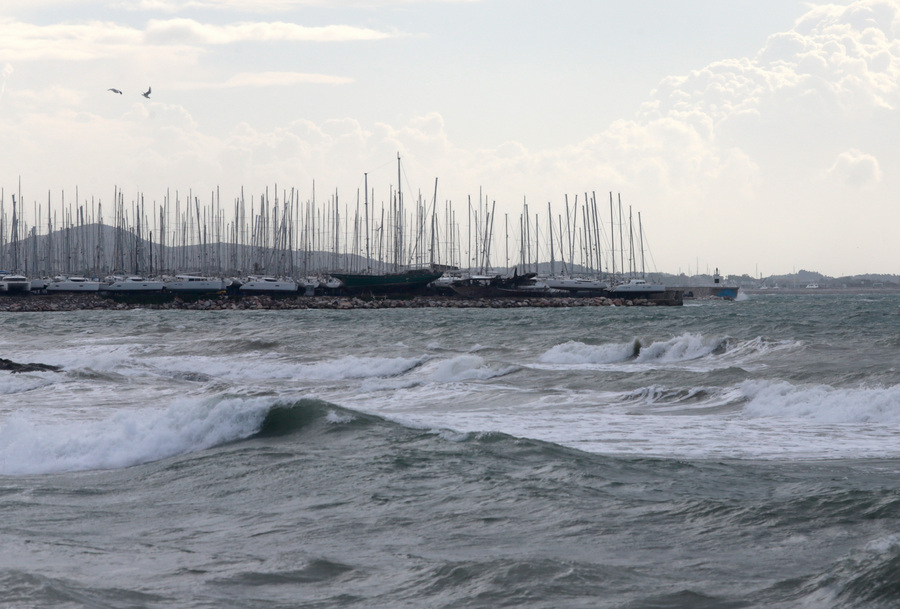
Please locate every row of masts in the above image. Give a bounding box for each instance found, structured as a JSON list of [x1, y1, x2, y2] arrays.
[[0, 167, 655, 280]]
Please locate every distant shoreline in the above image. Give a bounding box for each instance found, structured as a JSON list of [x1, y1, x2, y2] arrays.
[[742, 287, 900, 295]]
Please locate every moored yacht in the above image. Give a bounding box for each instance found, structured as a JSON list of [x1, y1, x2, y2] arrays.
[[239, 276, 299, 294], [0, 273, 31, 293], [45, 276, 102, 292], [540, 276, 608, 294], [102, 276, 166, 292], [609, 278, 666, 296], [163, 275, 227, 293]]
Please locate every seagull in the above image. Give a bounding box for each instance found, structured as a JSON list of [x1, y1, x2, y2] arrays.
[[142, 86, 151, 99], [108, 88, 122, 94]]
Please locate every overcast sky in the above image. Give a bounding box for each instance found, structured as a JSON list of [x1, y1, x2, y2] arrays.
[[1, 0, 898, 277]]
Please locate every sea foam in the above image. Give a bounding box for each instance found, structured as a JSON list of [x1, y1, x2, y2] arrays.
[[0, 396, 276, 475], [539, 333, 724, 366], [428, 355, 517, 383], [740, 380, 900, 424], [147, 353, 426, 382]]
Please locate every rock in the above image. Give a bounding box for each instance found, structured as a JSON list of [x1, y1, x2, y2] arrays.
[[0, 358, 62, 373]]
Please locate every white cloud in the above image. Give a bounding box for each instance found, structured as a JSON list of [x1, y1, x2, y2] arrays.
[[112, 0, 480, 12], [0, 17, 395, 63], [222, 71, 352, 87], [144, 18, 395, 44], [0, 19, 142, 62], [827, 148, 882, 186]]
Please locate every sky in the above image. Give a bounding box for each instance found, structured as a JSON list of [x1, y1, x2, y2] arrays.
[[1, 0, 899, 277]]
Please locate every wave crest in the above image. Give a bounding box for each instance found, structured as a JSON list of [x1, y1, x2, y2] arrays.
[[539, 333, 725, 366], [0, 397, 359, 475], [740, 380, 900, 424]]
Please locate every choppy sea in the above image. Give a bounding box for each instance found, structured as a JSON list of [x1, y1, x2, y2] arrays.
[[2, 293, 900, 608]]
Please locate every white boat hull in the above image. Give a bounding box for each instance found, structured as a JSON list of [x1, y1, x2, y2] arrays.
[[240, 278, 298, 293], [164, 276, 226, 293], [46, 278, 101, 292], [0, 275, 31, 293], [103, 278, 166, 292]]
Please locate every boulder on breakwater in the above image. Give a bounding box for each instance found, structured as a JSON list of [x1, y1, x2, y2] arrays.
[[0, 292, 671, 312]]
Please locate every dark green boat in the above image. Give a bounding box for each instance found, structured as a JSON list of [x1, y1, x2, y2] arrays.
[[329, 268, 444, 295]]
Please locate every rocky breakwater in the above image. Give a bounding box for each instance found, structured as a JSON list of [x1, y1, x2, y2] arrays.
[[0, 292, 673, 312]]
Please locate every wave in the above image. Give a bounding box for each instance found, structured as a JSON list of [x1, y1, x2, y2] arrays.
[[0, 397, 360, 476], [537, 333, 799, 369], [538, 339, 641, 364], [427, 355, 518, 383], [148, 353, 427, 382], [740, 380, 900, 424], [538, 333, 725, 366], [256, 401, 377, 437], [0, 374, 55, 396]]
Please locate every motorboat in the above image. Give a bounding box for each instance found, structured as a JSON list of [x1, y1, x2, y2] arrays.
[[163, 275, 227, 293], [497, 278, 568, 297], [539, 276, 608, 293], [0, 273, 31, 293], [239, 276, 299, 294], [609, 278, 666, 296], [102, 276, 165, 292], [45, 276, 102, 292]]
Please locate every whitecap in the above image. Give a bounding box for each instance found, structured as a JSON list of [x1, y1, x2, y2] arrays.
[[0, 396, 276, 475], [740, 380, 900, 424]]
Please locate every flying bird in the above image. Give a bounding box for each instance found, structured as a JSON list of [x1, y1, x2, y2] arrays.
[[108, 88, 122, 94], [142, 86, 151, 99]]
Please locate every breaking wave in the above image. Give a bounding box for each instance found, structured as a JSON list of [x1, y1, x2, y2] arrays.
[[538, 333, 726, 365], [427, 355, 518, 382], [740, 380, 900, 424], [0, 397, 357, 476]]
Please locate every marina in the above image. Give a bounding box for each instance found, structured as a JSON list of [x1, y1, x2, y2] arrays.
[[0, 170, 688, 305], [0, 145, 718, 306]]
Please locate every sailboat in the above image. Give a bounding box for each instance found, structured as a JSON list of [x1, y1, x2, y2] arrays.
[[330, 267, 444, 294], [329, 153, 443, 295]]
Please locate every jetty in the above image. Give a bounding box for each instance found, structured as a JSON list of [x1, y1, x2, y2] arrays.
[[0, 290, 681, 313]]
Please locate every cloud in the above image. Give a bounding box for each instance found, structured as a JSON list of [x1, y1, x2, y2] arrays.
[[0, 16, 395, 63], [0, 18, 142, 62], [827, 148, 882, 186], [175, 71, 353, 89], [144, 18, 395, 44], [580, 0, 900, 202], [120, 0, 480, 11], [0, 62, 11, 100]]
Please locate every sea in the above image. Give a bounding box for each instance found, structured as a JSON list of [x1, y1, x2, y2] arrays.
[[1, 292, 900, 608]]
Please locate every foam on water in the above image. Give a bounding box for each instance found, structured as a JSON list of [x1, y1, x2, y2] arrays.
[[535, 333, 798, 372], [0, 396, 277, 475], [633, 333, 725, 363], [428, 355, 518, 382], [538, 339, 640, 365], [146, 353, 427, 382], [15, 344, 144, 375], [340, 375, 900, 460], [538, 333, 726, 366], [0, 374, 56, 396], [740, 380, 900, 424]]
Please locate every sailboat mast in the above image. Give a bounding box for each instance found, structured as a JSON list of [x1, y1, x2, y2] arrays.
[[609, 192, 616, 279], [364, 173, 370, 271]]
